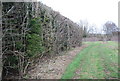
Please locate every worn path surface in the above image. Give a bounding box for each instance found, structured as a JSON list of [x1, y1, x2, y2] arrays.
[[27, 44, 88, 79]]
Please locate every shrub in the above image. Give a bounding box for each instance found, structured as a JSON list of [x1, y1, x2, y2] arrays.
[[26, 18, 44, 58]]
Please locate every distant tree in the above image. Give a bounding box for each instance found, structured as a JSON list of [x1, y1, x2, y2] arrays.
[[79, 20, 98, 38], [103, 21, 119, 40], [79, 20, 89, 37], [103, 21, 118, 34], [87, 24, 97, 37]]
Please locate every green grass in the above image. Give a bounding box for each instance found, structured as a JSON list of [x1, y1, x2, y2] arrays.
[[61, 41, 118, 79]]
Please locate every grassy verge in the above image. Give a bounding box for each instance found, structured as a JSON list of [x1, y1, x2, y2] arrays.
[[61, 41, 118, 79]]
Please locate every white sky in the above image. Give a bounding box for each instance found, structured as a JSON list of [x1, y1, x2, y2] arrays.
[[39, 0, 119, 33]]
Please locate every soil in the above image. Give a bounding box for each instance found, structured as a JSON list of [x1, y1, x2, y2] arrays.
[[27, 44, 88, 79]]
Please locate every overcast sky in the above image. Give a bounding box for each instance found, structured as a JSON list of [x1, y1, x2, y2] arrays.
[[39, 0, 119, 33]]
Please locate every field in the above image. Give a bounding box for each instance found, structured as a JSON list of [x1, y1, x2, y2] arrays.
[[61, 41, 118, 79]]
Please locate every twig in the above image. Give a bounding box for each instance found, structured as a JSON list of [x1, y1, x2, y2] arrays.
[[23, 61, 30, 74], [6, 6, 15, 15]]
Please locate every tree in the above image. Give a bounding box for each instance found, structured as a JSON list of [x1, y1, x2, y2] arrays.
[[87, 24, 97, 37], [103, 21, 118, 34], [79, 20, 97, 37], [79, 20, 89, 37], [103, 21, 118, 40]]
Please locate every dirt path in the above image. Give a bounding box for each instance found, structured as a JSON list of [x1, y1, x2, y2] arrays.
[[27, 44, 88, 79]]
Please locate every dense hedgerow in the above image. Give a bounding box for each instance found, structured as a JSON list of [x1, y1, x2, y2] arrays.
[[2, 2, 83, 79]]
